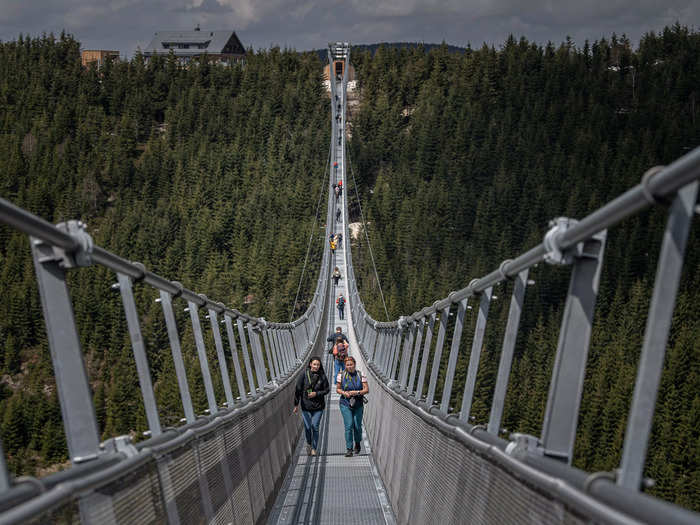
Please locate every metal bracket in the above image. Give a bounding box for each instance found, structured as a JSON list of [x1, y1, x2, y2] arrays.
[[640, 166, 668, 205], [99, 435, 138, 458], [42, 220, 93, 268], [397, 316, 407, 331], [505, 433, 543, 460], [543, 217, 578, 265]]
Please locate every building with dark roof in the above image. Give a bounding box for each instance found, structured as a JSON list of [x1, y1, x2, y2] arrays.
[[143, 26, 245, 65]]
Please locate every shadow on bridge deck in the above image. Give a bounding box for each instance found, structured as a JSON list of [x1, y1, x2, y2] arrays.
[[266, 351, 393, 525]]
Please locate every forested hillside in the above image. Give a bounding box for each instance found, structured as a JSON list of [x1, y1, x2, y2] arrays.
[[347, 25, 700, 509], [0, 34, 329, 475]]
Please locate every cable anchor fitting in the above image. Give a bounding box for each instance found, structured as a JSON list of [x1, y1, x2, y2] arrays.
[[50, 220, 94, 268], [543, 217, 578, 265]]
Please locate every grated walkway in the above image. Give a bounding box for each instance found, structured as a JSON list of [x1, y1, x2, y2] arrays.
[[266, 351, 393, 524], [267, 107, 394, 523]]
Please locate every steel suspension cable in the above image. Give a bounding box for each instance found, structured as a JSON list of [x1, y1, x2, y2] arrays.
[[289, 138, 332, 321], [345, 144, 391, 321]]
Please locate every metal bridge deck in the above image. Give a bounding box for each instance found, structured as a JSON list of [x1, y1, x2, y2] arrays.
[[267, 124, 394, 524], [266, 370, 392, 525]]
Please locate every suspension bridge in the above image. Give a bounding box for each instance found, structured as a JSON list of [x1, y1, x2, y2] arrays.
[[0, 42, 698, 524]]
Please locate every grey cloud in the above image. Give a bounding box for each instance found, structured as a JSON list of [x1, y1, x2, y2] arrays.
[[0, 0, 698, 56]]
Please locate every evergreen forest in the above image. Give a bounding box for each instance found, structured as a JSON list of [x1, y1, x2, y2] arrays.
[[0, 34, 329, 476], [0, 23, 698, 514], [347, 25, 699, 510]]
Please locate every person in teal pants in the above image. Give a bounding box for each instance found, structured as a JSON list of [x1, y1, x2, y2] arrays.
[[336, 356, 369, 457]]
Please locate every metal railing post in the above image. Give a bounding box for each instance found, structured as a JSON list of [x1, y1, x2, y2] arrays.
[[272, 327, 284, 378], [426, 305, 450, 406], [389, 328, 402, 380], [264, 329, 279, 380], [441, 298, 468, 413], [30, 235, 100, 464], [415, 312, 436, 400], [407, 318, 425, 395], [207, 308, 234, 408], [369, 324, 378, 361], [275, 329, 288, 371], [460, 287, 493, 422], [399, 322, 416, 387], [188, 300, 218, 415], [285, 328, 296, 360], [488, 270, 528, 435], [619, 181, 698, 489], [541, 231, 607, 462], [247, 323, 267, 386], [117, 273, 161, 436], [236, 318, 257, 395], [260, 325, 276, 382], [0, 441, 8, 492], [303, 317, 311, 347], [160, 289, 195, 422], [224, 315, 247, 403]]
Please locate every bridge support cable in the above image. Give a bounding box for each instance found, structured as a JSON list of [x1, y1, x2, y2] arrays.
[[290, 137, 333, 322], [344, 115, 700, 523], [344, 146, 391, 321]]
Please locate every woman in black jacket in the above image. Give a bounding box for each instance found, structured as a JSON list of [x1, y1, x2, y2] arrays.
[[293, 357, 330, 456]]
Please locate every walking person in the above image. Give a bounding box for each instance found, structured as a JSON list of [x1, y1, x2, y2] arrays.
[[330, 239, 337, 254], [336, 208, 341, 222], [337, 357, 369, 457], [336, 293, 345, 320], [294, 357, 330, 456], [332, 266, 341, 286], [332, 337, 349, 382], [326, 326, 348, 347]]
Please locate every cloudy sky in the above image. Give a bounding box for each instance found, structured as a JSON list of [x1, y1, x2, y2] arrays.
[[1, 0, 698, 57]]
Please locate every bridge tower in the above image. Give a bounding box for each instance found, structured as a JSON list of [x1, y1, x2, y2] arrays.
[[324, 41, 354, 83]]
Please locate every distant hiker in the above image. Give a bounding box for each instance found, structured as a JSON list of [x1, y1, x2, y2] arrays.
[[330, 239, 337, 254], [335, 232, 343, 244], [335, 185, 340, 199], [332, 337, 349, 378], [338, 180, 343, 190], [294, 357, 330, 456], [335, 95, 339, 102], [337, 356, 369, 457], [332, 266, 342, 285], [338, 136, 342, 145], [327, 326, 348, 347], [336, 294, 346, 320], [336, 208, 341, 221]]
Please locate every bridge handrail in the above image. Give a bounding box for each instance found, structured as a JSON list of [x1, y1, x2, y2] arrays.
[[342, 47, 700, 522], [0, 196, 312, 327], [0, 123, 336, 516]]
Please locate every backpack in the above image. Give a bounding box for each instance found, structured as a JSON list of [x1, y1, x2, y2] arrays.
[[334, 343, 348, 361], [337, 296, 345, 308]]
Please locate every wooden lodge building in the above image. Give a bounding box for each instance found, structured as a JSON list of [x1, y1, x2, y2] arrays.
[[143, 26, 245, 65], [81, 50, 120, 68]]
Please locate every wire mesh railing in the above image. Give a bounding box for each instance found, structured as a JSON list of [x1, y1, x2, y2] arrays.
[[340, 41, 700, 524], [0, 107, 338, 522]]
